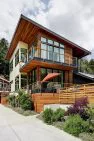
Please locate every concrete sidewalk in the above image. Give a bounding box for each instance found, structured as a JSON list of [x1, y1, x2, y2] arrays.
[[0, 104, 81, 141]]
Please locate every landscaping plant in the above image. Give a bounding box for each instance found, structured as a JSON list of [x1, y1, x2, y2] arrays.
[[63, 114, 89, 136], [52, 108, 65, 122], [67, 97, 90, 120], [43, 108, 54, 124]]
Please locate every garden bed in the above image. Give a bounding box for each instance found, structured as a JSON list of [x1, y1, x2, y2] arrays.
[[6, 105, 37, 116], [7, 89, 37, 116], [37, 97, 94, 141]]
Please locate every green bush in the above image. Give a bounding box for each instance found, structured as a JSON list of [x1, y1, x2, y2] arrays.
[[8, 95, 16, 107], [52, 108, 65, 122], [63, 114, 89, 136], [43, 108, 54, 124], [20, 94, 33, 111]]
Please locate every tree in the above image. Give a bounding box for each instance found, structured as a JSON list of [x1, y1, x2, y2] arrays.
[[80, 58, 94, 74], [0, 38, 9, 78]]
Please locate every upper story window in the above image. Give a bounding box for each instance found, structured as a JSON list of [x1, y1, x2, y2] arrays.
[[53, 47, 59, 62], [40, 36, 64, 63], [15, 50, 19, 66], [28, 39, 38, 60], [41, 37, 47, 43], [21, 48, 27, 63], [60, 44, 64, 48], [41, 43, 47, 59], [48, 39, 53, 45], [54, 41, 59, 46], [10, 60, 13, 72]]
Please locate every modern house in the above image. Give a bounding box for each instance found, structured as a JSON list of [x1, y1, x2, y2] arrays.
[[6, 15, 91, 112]]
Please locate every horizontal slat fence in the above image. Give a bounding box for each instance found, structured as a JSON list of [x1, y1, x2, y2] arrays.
[[59, 83, 94, 104]]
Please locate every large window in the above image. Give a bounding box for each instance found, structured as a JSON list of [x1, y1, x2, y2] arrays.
[[15, 50, 19, 66], [60, 48, 64, 63], [53, 47, 59, 62], [41, 37, 64, 63], [10, 60, 13, 72], [41, 43, 47, 59], [41, 68, 47, 80], [21, 48, 27, 63], [21, 74, 27, 88], [15, 76, 19, 91], [48, 45, 53, 60], [40, 67, 64, 84]]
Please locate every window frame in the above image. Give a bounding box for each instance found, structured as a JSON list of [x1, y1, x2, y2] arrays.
[[15, 50, 19, 66]]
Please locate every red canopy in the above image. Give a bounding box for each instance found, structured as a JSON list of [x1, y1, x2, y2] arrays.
[[41, 73, 60, 83]]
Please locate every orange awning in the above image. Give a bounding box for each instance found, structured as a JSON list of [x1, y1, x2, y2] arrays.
[[41, 73, 60, 83]]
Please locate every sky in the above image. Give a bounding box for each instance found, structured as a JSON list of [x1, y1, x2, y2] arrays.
[[0, 0, 94, 57]]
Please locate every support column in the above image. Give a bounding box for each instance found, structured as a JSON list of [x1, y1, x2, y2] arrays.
[[37, 66, 41, 82]]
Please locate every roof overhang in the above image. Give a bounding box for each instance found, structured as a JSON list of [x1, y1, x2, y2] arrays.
[[20, 57, 76, 73], [6, 14, 91, 60]]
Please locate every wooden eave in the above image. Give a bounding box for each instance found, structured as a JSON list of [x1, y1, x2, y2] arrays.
[[6, 14, 91, 60], [20, 58, 76, 73]]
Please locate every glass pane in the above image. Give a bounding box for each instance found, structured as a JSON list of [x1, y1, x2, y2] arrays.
[[41, 68, 47, 80], [41, 43, 47, 50], [54, 47, 59, 53], [54, 41, 59, 46], [48, 39, 53, 44], [48, 45, 53, 51], [21, 48, 27, 63], [54, 47, 59, 62], [21, 74, 27, 88], [15, 50, 19, 66], [41, 50, 47, 59], [60, 48, 64, 54], [53, 52, 59, 62], [60, 54, 64, 63], [41, 37, 46, 42], [60, 44, 64, 48], [48, 51, 53, 60]]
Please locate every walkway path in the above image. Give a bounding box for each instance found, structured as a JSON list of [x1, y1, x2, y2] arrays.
[[0, 104, 81, 141]]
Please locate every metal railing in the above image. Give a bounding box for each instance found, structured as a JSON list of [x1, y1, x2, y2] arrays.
[[20, 48, 78, 67], [22, 81, 73, 94], [0, 82, 10, 92]]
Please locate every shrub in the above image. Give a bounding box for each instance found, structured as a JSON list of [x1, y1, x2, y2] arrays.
[[52, 108, 65, 122], [43, 108, 54, 124], [63, 114, 89, 136], [8, 95, 16, 107], [67, 97, 90, 120], [20, 94, 33, 111]]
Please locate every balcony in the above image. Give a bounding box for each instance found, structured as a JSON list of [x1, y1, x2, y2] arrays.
[[20, 49, 78, 73]]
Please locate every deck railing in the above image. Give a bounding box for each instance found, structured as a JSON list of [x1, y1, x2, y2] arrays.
[[0, 82, 10, 92], [21, 49, 78, 68], [59, 83, 94, 104], [22, 81, 73, 94]]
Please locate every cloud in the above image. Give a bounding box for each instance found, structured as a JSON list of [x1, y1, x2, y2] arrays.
[[0, 0, 94, 53], [0, 0, 45, 41]]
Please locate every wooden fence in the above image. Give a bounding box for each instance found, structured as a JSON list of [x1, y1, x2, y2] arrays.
[[59, 83, 94, 104]]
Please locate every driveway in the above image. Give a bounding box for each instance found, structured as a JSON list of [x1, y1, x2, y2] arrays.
[[0, 104, 81, 141]]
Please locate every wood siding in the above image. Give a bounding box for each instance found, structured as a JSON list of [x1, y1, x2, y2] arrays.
[[32, 93, 59, 113], [59, 83, 94, 104]]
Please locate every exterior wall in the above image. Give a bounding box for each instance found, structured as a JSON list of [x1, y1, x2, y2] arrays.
[[65, 46, 72, 64], [9, 41, 28, 92], [32, 93, 59, 113], [64, 70, 73, 85]]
